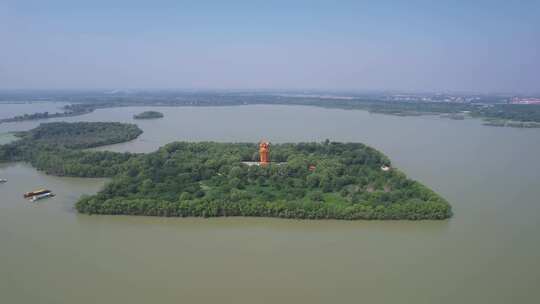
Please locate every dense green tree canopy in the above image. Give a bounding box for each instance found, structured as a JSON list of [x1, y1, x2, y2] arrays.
[[0, 122, 142, 176], [17, 122, 142, 149]]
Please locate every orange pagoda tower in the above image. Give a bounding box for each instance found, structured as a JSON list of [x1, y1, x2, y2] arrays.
[[259, 141, 270, 165]]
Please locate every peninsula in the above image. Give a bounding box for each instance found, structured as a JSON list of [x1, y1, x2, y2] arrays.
[[0, 122, 452, 220]]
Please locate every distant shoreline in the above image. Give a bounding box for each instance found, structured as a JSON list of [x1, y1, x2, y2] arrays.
[[1, 99, 540, 128]]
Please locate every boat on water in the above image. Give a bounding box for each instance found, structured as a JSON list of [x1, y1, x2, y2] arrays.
[[0, 178, 7, 183], [29, 192, 55, 202], [23, 189, 51, 198]]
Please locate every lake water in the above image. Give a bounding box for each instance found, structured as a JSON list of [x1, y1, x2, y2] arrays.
[[1, 103, 539, 303]]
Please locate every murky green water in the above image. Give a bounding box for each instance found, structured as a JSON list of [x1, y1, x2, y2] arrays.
[[1, 103, 539, 303]]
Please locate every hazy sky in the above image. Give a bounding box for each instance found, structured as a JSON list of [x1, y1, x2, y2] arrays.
[[1, 0, 539, 93]]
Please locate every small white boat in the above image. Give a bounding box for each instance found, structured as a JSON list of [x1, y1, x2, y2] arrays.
[[0, 178, 7, 183], [29, 192, 55, 202]]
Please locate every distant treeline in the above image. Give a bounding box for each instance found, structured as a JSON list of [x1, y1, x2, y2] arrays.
[[1, 92, 540, 126], [0, 106, 93, 124]]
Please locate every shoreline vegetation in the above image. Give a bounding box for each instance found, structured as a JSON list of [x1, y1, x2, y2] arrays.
[[0, 105, 93, 124], [0, 122, 452, 220], [133, 111, 164, 119], [1, 93, 540, 128], [482, 118, 540, 128]]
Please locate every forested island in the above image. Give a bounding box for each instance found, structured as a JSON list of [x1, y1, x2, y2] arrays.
[[0, 122, 142, 176], [134, 111, 164, 119], [0, 122, 452, 220]]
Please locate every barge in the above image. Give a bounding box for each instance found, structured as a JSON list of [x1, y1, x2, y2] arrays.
[[23, 189, 51, 198]]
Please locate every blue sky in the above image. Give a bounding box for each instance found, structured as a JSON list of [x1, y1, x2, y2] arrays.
[[1, 0, 539, 93]]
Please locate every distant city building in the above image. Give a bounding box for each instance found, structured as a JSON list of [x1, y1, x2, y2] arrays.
[[510, 97, 540, 105], [386, 94, 478, 103]]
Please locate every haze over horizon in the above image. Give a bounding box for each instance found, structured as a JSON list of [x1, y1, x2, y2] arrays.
[[1, 0, 539, 93]]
